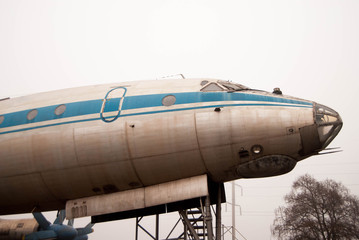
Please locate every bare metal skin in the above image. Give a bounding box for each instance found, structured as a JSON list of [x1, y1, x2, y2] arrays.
[[0, 79, 342, 215]]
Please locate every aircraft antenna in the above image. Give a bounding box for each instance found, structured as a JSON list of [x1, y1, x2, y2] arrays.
[[160, 74, 186, 79]]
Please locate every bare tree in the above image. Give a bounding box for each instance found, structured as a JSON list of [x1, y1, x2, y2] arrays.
[[272, 174, 359, 240]]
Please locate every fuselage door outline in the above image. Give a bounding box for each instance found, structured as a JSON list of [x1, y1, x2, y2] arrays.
[[100, 87, 127, 122]]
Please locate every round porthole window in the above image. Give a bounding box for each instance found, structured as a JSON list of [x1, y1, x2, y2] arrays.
[[251, 145, 263, 154], [27, 109, 38, 121], [55, 104, 66, 116], [0, 116, 4, 125], [162, 95, 176, 106]]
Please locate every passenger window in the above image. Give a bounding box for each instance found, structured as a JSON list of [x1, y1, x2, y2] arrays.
[[0, 115, 4, 125], [27, 109, 38, 120], [55, 104, 66, 116], [162, 95, 176, 106]]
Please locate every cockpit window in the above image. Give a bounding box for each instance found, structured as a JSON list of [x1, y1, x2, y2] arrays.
[[200, 80, 209, 86], [315, 104, 341, 125], [315, 104, 343, 149], [200, 82, 225, 92], [217, 80, 250, 91], [200, 80, 251, 92]]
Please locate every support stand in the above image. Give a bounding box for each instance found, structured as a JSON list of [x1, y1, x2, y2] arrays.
[[135, 183, 224, 240], [135, 214, 160, 240]]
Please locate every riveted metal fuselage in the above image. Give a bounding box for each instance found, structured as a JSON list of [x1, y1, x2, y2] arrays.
[[0, 79, 341, 214]]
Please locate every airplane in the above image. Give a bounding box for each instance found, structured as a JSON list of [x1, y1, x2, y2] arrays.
[[0, 78, 342, 239], [0, 210, 93, 240]]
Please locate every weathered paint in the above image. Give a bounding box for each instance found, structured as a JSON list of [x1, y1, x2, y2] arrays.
[[0, 78, 341, 215], [0, 218, 38, 240], [65, 175, 209, 219]]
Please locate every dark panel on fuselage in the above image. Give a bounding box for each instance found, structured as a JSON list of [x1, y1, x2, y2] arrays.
[[299, 124, 321, 156]]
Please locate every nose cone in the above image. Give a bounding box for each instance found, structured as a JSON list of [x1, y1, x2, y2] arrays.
[[315, 103, 343, 149]]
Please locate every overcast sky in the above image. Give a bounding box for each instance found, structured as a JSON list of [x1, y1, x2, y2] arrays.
[[1, 0, 359, 239]]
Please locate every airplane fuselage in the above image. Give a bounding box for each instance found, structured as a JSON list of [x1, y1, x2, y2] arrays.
[[0, 79, 342, 215]]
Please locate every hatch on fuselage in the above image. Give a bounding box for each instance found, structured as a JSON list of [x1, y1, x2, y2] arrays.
[[100, 87, 127, 122]]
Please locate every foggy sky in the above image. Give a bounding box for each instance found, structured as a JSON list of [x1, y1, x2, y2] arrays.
[[1, 0, 358, 239]]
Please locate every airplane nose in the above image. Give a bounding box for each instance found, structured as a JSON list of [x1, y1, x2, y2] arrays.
[[314, 103, 343, 149]]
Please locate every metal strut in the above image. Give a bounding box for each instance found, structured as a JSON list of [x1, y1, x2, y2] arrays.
[[177, 189, 222, 240], [135, 215, 159, 240], [134, 183, 224, 240]]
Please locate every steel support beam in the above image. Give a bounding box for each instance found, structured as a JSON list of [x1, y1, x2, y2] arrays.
[[179, 210, 200, 240], [205, 196, 214, 240], [135, 215, 159, 240], [216, 184, 222, 240]]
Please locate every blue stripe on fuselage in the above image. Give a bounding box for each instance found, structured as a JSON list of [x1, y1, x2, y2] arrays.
[[0, 92, 312, 132], [122, 92, 311, 109], [0, 99, 103, 128]]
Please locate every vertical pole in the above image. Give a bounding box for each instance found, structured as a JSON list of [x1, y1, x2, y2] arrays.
[[232, 182, 236, 240], [222, 225, 225, 240], [216, 184, 222, 240], [156, 214, 159, 240], [205, 196, 214, 240], [135, 217, 139, 240]]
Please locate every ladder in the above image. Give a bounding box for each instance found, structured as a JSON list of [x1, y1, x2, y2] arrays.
[[179, 205, 213, 240]]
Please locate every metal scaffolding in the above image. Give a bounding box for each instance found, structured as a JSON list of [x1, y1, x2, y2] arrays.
[[135, 183, 224, 240]]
